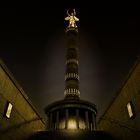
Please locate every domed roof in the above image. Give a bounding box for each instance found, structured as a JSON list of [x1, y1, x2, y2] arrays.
[[45, 98, 97, 114]]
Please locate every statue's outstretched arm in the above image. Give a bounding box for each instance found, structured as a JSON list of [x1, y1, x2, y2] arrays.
[[65, 17, 70, 20], [67, 10, 70, 16], [74, 17, 79, 21], [73, 9, 76, 16]]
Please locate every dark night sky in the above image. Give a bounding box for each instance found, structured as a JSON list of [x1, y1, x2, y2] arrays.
[[0, 7, 140, 120]]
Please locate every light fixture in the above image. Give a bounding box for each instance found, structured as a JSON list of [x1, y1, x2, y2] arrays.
[[127, 102, 134, 118], [5, 102, 13, 118]]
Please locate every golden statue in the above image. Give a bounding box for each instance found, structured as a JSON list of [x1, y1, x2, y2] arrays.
[[65, 9, 79, 28]]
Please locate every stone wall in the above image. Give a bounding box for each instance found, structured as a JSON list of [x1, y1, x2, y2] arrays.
[[98, 57, 140, 140], [0, 59, 46, 140]]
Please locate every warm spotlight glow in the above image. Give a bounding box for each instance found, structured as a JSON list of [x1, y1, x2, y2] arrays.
[[67, 119, 77, 129], [79, 119, 86, 129], [59, 120, 65, 129]]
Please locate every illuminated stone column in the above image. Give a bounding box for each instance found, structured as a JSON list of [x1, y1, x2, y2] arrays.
[[64, 28, 80, 99], [65, 109, 69, 129], [76, 109, 79, 129], [45, 10, 98, 133]]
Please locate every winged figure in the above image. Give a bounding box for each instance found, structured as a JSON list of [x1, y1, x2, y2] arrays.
[[65, 9, 79, 28]]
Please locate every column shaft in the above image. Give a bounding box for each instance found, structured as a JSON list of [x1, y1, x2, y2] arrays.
[[65, 109, 69, 129], [85, 111, 89, 129], [92, 113, 96, 130], [50, 113, 53, 129], [76, 109, 79, 129], [56, 111, 59, 129]]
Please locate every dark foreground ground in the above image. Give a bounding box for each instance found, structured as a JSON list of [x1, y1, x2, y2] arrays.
[[28, 130, 116, 140]]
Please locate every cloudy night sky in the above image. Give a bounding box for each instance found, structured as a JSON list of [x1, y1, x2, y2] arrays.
[[0, 7, 140, 120]]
